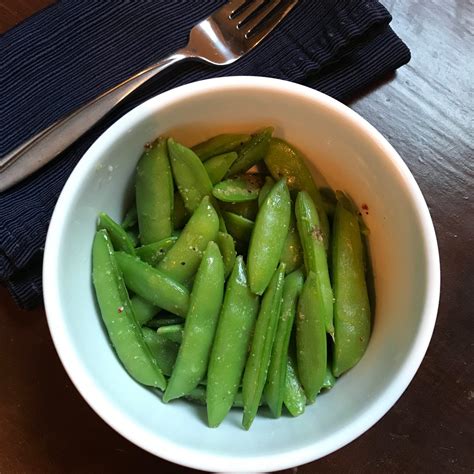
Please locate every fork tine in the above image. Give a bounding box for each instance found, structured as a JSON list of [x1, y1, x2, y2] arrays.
[[235, 0, 268, 25], [217, 0, 250, 19], [245, 0, 298, 46]]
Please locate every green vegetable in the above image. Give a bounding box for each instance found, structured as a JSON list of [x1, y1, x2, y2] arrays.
[[223, 212, 254, 244], [322, 367, 336, 391], [216, 231, 237, 279], [213, 176, 260, 202], [135, 236, 178, 266], [146, 315, 184, 329], [283, 355, 306, 417], [142, 327, 179, 376], [173, 192, 190, 229], [204, 152, 238, 184], [130, 294, 160, 325], [280, 210, 303, 274], [192, 133, 251, 161], [156, 324, 184, 344], [258, 176, 275, 207], [122, 204, 138, 229], [219, 200, 259, 220], [97, 212, 136, 255]]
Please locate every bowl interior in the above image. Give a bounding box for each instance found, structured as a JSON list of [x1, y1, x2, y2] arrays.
[[44, 78, 438, 472]]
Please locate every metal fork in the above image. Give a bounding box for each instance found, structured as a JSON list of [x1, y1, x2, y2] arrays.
[[0, 0, 298, 192]]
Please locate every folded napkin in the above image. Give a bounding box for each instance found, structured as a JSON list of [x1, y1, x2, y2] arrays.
[[1, 0, 410, 309]]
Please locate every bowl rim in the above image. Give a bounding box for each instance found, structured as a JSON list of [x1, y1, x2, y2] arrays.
[[43, 76, 440, 472]]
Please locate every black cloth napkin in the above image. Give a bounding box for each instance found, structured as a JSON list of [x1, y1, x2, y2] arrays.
[[0, 0, 410, 309]]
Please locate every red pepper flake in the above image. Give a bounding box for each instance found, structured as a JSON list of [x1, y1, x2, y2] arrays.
[[117, 306, 124, 313], [361, 203, 369, 215]]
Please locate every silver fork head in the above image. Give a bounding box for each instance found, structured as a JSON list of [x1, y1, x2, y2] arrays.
[[186, 0, 298, 65]]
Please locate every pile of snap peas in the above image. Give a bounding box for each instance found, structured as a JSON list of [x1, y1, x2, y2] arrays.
[[92, 127, 372, 430]]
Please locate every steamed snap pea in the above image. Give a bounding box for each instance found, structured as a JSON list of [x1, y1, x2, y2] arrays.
[[146, 315, 184, 330], [168, 138, 213, 213], [258, 176, 275, 207], [283, 354, 306, 417], [136, 137, 174, 244], [295, 191, 334, 337], [223, 212, 254, 244], [332, 194, 371, 377], [219, 199, 259, 220], [157, 324, 184, 344], [135, 236, 178, 267], [97, 212, 136, 255], [296, 271, 327, 403], [227, 127, 274, 176], [131, 294, 160, 325], [322, 367, 336, 391], [122, 204, 138, 230], [242, 263, 286, 430], [207, 257, 260, 428], [247, 179, 291, 295], [142, 327, 179, 376], [264, 138, 330, 249], [216, 231, 237, 279], [192, 133, 251, 161], [212, 176, 260, 202], [280, 211, 304, 274], [115, 251, 190, 317], [186, 386, 261, 409], [158, 196, 219, 285], [264, 268, 304, 417], [204, 152, 238, 184], [173, 192, 190, 229], [163, 241, 225, 402], [92, 229, 166, 389]]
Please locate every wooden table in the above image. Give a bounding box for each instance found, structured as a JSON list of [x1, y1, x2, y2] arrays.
[[1, 1, 472, 472]]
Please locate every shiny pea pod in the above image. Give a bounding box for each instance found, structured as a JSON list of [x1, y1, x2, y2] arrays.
[[131, 295, 160, 325], [158, 196, 219, 285], [264, 138, 330, 249], [92, 229, 166, 389], [258, 176, 275, 207], [227, 127, 274, 176], [223, 212, 254, 244], [212, 177, 260, 202], [163, 241, 225, 402], [219, 200, 259, 220], [322, 367, 336, 391], [204, 152, 238, 184], [216, 231, 237, 279], [173, 192, 190, 229], [264, 268, 304, 417], [248, 179, 291, 295], [122, 204, 138, 230], [242, 263, 286, 430], [332, 194, 371, 377], [192, 133, 251, 161], [186, 386, 262, 409], [280, 211, 304, 274], [157, 324, 184, 344], [136, 137, 174, 244], [142, 327, 179, 377], [168, 138, 213, 213], [283, 355, 306, 417], [146, 315, 184, 329], [295, 191, 334, 336], [296, 271, 327, 403], [115, 252, 190, 317], [97, 212, 136, 255], [135, 236, 178, 267], [207, 257, 260, 428]]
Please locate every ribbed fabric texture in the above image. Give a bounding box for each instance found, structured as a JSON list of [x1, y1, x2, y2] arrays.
[[0, 0, 410, 309]]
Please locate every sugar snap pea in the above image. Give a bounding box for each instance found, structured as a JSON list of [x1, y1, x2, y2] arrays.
[[242, 263, 286, 430], [296, 271, 327, 403], [135, 236, 178, 267], [97, 212, 136, 255], [173, 192, 189, 229], [322, 367, 336, 390], [192, 133, 251, 161], [157, 324, 184, 344], [212, 176, 260, 202], [163, 241, 225, 402], [136, 137, 174, 244], [219, 200, 259, 220], [264, 268, 304, 417], [157, 196, 219, 285], [131, 294, 160, 325], [146, 315, 184, 330], [186, 386, 261, 409], [92, 229, 166, 389], [248, 179, 291, 295], [216, 231, 236, 279], [280, 211, 304, 274], [207, 257, 260, 428], [142, 327, 179, 376], [283, 354, 306, 417], [295, 191, 334, 336], [204, 152, 238, 184], [115, 252, 190, 317], [223, 212, 254, 244], [168, 138, 213, 213], [122, 204, 138, 230], [258, 176, 275, 207], [264, 138, 330, 249], [332, 194, 371, 377]]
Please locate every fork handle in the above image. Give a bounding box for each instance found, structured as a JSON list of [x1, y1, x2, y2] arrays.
[[0, 49, 190, 192]]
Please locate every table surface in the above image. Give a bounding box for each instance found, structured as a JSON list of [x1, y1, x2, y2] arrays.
[[1, 1, 472, 473]]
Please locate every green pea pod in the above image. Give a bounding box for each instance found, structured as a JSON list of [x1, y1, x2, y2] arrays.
[[295, 191, 334, 337], [168, 138, 213, 213], [258, 176, 275, 207], [158, 196, 219, 285], [242, 263, 286, 430], [92, 229, 166, 389], [130, 295, 160, 325], [332, 194, 371, 377], [248, 179, 291, 295], [219, 200, 259, 220], [216, 231, 237, 279], [173, 192, 190, 229], [163, 241, 225, 402], [136, 137, 174, 244], [126, 229, 139, 248], [227, 127, 274, 176], [135, 236, 178, 267], [264, 268, 304, 417], [280, 211, 304, 274], [192, 133, 251, 161], [296, 271, 327, 403], [122, 204, 138, 229], [97, 212, 136, 255], [264, 138, 330, 249], [321, 187, 337, 218], [223, 212, 254, 244], [204, 152, 238, 184], [207, 257, 260, 428], [142, 327, 179, 376], [157, 324, 184, 344], [322, 367, 336, 391], [212, 177, 260, 202], [115, 252, 190, 317], [283, 354, 306, 417], [146, 315, 184, 329], [186, 386, 261, 409]]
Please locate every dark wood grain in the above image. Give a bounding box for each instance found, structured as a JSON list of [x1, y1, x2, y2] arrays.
[[1, 1, 473, 473]]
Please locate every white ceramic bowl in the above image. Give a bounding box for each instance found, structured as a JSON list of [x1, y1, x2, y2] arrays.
[[43, 77, 440, 472]]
